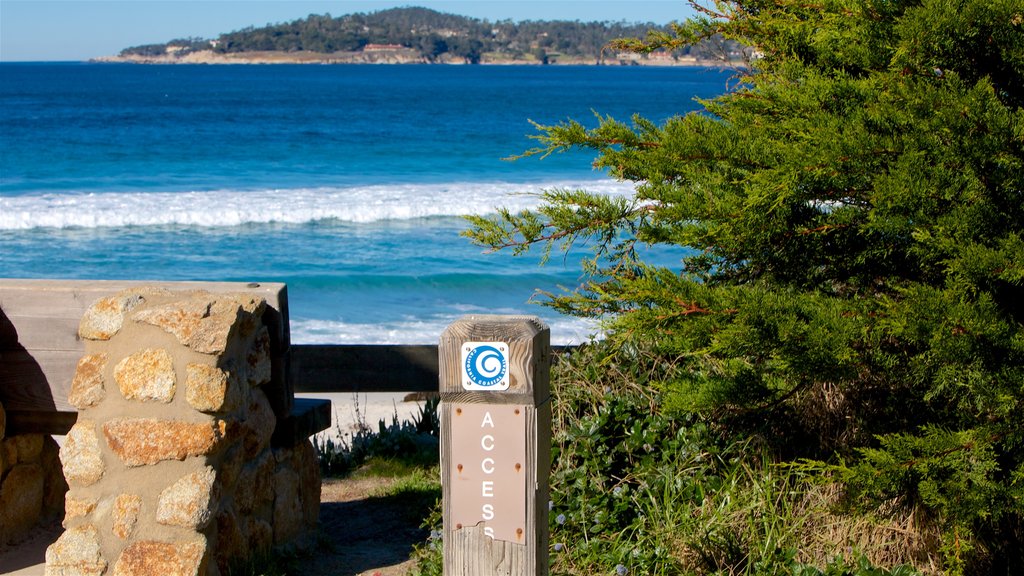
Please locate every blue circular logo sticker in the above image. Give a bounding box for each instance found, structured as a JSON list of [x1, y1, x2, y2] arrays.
[[464, 344, 508, 388]]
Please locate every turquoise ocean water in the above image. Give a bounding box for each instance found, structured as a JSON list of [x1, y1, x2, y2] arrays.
[[0, 63, 730, 345]]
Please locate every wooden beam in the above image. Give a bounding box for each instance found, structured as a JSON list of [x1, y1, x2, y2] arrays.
[[289, 344, 438, 393], [5, 409, 77, 436], [288, 345, 573, 394], [271, 397, 333, 447]]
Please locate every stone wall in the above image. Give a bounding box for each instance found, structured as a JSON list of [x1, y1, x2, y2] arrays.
[[0, 409, 67, 546], [46, 288, 319, 576]]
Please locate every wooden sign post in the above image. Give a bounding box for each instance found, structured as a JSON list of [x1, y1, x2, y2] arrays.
[[439, 315, 551, 576]]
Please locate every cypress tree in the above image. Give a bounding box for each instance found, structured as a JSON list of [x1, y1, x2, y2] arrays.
[[467, 1, 1023, 572]]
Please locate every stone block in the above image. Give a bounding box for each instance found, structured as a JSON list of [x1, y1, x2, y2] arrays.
[[44, 523, 107, 576], [103, 418, 227, 467], [156, 466, 218, 529], [234, 451, 274, 514], [185, 362, 232, 413], [295, 440, 321, 526], [214, 508, 247, 575], [233, 294, 267, 338], [7, 433, 44, 463], [273, 445, 293, 465], [42, 436, 68, 518], [78, 290, 149, 341], [115, 348, 175, 403], [69, 354, 108, 409], [246, 326, 272, 387], [242, 388, 276, 458], [272, 468, 302, 544], [1, 437, 12, 470], [218, 445, 244, 492], [61, 421, 105, 487], [63, 493, 98, 527], [243, 517, 273, 555], [134, 295, 264, 355], [0, 463, 44, 544], [111, 538, 207, 576], [112, 493, 142, 539]]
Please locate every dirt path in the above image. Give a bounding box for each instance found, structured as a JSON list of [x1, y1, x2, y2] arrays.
[[0, 476, 430, 576], [287, 476, 427, 576]]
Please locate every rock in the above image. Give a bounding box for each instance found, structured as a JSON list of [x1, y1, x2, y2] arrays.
[[294, 440, 321, 527], [246, 326, 271, 387], [10, 433, 44, 463], [112, 493, 142, 539], [1, 437, 13, 469], [63, 493, 98, 527], [134, 295, 265, 355], [272, 468, 302, 544], [156, 467, 219, 529], [41, 436, 68, 518], [234, 451, 274, 514], [44, 523, 107, 576], [111, 538, 207, 576], [0, 463, 44, 544], [241, 388, 276, 458], [230, 294, 266, 338], [214, 508, 247, 574], [103, 418, 227, 467], [69, 353, 108, 409], [78, 290, 149, 341], [185, 362, 233, 413], [114, 348, 176, 403], [243, 517, 273, 555], [217, 445, 244, 492], [61, 421, 105, 487]]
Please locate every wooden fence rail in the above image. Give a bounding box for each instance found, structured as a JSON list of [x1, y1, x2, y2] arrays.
[[291, 344, 572, 394], [290, 344, 440, 394], [4, 343, 574, 435]]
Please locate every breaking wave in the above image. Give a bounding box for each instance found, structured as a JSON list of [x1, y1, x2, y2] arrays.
[[0, 180, 634, 230]]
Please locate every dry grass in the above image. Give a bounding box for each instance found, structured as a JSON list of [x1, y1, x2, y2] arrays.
[[794, 483, 944, 574]]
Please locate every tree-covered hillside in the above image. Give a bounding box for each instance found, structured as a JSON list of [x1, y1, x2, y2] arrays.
[[119, 6, 745, 64]]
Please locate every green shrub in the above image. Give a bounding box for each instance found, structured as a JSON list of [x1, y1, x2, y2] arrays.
[[546, 344, 940, 575], [467, 0, 1023, 571], [314, 396, 440, 477]]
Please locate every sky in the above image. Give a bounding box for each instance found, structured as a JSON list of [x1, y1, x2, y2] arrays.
[[0, 1, 695, 62]]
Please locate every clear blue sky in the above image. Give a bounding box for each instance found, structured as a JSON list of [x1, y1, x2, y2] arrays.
[[0, 1, 695, 62]]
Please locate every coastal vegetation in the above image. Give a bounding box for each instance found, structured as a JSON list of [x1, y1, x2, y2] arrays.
[[115, 6, 747, 65], [459, 0, 1024, 574]]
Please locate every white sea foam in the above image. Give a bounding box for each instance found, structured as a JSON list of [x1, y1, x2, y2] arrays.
[[0, 180, 634, 231], [289, 315, 602, 346]]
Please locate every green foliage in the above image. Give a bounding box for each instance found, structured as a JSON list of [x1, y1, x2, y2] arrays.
[[410, 499, 445, 576], [794, 554, 922, 576], [547, 343, 937, 574], [410, 343, 938, 574], [313, 396, 440, 477], [466, 0, 1024, 572], [549, 381, 722, 574]]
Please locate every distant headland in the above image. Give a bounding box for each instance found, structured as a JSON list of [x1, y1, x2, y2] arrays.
[[96, 6, 748, 66]]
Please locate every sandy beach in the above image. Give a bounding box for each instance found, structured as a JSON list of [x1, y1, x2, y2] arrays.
[[298, 391, 431, 441]]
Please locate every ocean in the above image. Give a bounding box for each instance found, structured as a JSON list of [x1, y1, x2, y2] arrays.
[[0, 63, 731, 346]]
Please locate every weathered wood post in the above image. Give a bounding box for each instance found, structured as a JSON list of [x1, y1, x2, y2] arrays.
[[439, 315, 551, 576]]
